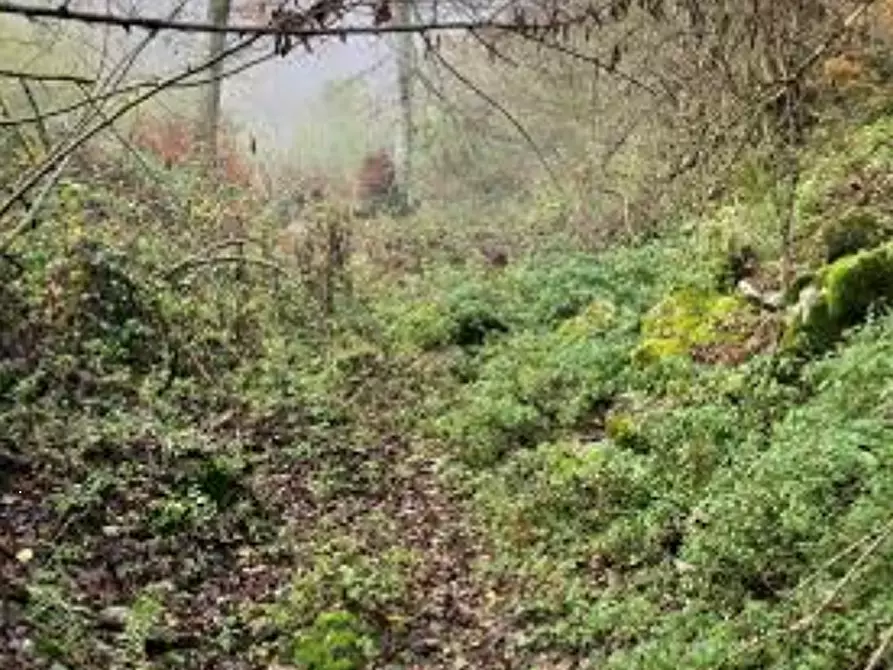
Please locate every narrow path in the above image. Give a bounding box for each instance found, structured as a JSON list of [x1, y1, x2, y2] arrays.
[[0, 357, 538, 669]]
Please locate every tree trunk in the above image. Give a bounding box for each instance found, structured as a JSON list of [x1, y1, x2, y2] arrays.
[[393, 0, 414, 210], [199, 0, 232, 172]]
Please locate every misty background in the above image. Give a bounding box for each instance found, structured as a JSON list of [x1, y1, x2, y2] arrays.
[[3, 0, 403, 174]]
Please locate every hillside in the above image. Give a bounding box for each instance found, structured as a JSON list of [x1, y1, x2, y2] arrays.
[[4, 1, 893, 666], [2, 90, 893, 670]]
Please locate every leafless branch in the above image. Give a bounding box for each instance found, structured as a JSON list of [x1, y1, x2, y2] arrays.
[[424, 34, 560, 190], [0, 92, 36, 162], [664, 0, 880, 190], [0, 0, 593, 39], [864, 623, 893, 670], [165, 254, 288, 283], [0, 69, 95, 84], [0, 48, 275, 129], [789, 517, 893, 634], [13, 154, 73, 237], [509, 29, 662, 97], [17, 78, 51, 152]]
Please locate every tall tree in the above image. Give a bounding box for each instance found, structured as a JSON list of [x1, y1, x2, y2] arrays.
[[199, 0, 233, 171], [394, 0, 414, 209]]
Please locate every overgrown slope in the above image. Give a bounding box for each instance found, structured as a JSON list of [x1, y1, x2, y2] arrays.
[[3, 105, 893, 670]]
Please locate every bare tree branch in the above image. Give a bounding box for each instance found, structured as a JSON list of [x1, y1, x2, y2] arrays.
[[508, 29, 662, 97], [17, 78, 51, 152], [664, 0, 880, 190], [0, 69, 95, 84], [864, 623, 893, 670], [0, 49, 274, 128], [0, 0, 592, 39], [423, 34, 560, 190], [0, 92, 36, 162]]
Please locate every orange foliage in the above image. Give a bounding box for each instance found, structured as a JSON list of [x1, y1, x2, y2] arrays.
[[130, 115, 255, 190], [880, 0, 893, 35], [354, 149, 397, 208], [821, 52, 868, 88]]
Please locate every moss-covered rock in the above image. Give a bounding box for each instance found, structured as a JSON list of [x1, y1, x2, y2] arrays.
[[820, 208, 890, 263], [782, 271, 817, 306], [632, 288, 755, 365], [783, 241, 893, 353]]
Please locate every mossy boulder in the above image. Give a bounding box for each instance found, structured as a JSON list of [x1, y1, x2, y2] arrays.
[[820, 208, 890, 263], [632, 288, 755, 365], [784, 241, 893, 353]]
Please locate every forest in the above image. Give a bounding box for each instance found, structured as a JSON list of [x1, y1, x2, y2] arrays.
[[2, 1, 893, 669]]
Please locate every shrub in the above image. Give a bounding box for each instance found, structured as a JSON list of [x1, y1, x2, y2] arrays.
[[290, 610, 378, 670]]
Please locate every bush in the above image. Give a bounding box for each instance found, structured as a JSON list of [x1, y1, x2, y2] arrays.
[[290, 610, 378, 670]]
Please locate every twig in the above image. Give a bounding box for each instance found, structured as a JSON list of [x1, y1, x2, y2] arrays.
[[665, 0, 880, 190], [0, 49, 274, 128], [0, 68, 94, 84], [424, 36, 561, 191], [789, 523, 886, 596], [14, 154, 73, 236], [70, 81, 176, 190], [201, 236, 270, 254], [164, 254, 288, 283], [864, 623, 893, 670], [91, 0, 191, 107], [17, 78, 51, 152], [0, 91, 36, 162], [790, 518, 893, 633], [511, 30, 662, 98], [721, 516, 893, 669]]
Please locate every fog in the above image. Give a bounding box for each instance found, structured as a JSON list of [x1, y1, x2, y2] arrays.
[[4, 0, 400, 167]]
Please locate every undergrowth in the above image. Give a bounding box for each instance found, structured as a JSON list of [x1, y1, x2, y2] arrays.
[[2, 104, 893, 670]]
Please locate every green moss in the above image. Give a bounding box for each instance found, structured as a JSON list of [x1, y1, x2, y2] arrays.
[[824, 242, 893, 323], [632, 289, 752, 364], [784, 241, 893, 353]]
